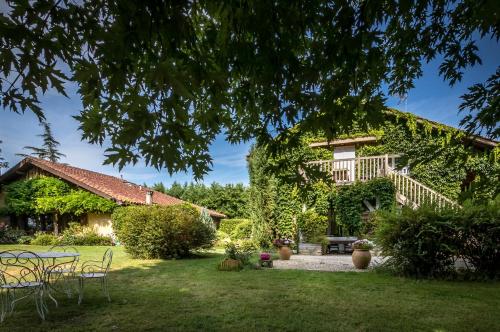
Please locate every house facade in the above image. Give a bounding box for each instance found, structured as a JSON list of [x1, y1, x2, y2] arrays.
[[306, 113, 498, 210], [0, 157, 226, 236]]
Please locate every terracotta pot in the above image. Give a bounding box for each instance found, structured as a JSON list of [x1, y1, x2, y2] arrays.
[[352, 249, 371, 269], [279, 246, 292, 260]]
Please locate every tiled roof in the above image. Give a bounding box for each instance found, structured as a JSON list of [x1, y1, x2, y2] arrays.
[[0, 157, 226, 218]]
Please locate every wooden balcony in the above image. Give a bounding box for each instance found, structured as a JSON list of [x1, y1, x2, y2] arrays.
[[307, 154, 405, 184], [306, 154, 459, 209]]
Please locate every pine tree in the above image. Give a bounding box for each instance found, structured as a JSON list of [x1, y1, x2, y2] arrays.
[[17, 121, 66, 162], [0, 140, 8, 173]]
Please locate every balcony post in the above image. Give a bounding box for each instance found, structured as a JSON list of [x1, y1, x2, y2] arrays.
[[384, 154, 389, 175]]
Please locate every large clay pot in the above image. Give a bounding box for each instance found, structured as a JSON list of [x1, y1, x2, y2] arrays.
[[279, 246, 292, 260], [352, 249, 371, 269]]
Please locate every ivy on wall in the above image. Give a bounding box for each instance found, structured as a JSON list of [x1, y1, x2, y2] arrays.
[[356, 119, 499, 201], [248, 146, 396, 242], [334, 178, 395, 235]]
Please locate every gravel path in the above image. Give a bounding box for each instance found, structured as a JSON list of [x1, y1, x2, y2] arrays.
[[272, 254, 384, 272]]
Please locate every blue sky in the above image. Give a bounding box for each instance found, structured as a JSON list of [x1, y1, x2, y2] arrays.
[[0, 38, 498, 187]]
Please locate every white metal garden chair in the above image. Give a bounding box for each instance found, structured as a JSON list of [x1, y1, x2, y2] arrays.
[[0, 250, 48, 322], [77, 249, 113, 305]]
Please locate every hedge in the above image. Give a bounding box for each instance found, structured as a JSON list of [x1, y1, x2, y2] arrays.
[[375, 197, 500, 279], [218, 218, 250, 235]]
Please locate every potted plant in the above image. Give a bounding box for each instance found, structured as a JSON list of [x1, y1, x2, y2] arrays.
[[351, 239, 374, 269], [273, 238, 294, 260]]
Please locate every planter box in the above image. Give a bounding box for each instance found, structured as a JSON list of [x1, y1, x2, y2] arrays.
[[299, 243, 323, 255]]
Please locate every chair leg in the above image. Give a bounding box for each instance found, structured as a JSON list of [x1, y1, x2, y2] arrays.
[[78, 278, 84, 305], [46, 287, 58, 308], [0, 290, 8, 323], [35, 289, 46, 321], [103, 277, 111, 302]]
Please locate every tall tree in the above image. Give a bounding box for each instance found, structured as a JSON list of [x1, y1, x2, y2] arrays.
[[18, 121, 66, 162], [1, 1, 498, 178], [0, 140, 8, 173], [151, 182, 166, 194]]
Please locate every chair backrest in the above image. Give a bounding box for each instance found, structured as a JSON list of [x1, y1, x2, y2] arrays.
[[0, 250, 45, 286], [49, 245, 79, 255], [102, 249, 113, 275], [47, 245, 79, 277]]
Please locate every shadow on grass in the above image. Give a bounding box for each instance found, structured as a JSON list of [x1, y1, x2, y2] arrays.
[[1, 248, 500, 332]]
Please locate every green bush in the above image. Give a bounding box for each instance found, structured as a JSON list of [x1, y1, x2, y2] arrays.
[[375, 198, 500, 279], [375, 206, 459, 278], [31, 232, 58, 246], [0, 226, 27, 244], [219, 218, 250, 236], [297, 209, 328, 243], [230, 220, 253, 240], [58, 222, 112, 246], [223, 240, 257, 266], [455, 198, 500, 278], [17, 235, 34, 244], [215, 230, 231, 247], [112, 204, 216, 259]]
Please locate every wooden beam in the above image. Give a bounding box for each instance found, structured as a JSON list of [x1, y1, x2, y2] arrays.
[[309, 136, 378, 148]]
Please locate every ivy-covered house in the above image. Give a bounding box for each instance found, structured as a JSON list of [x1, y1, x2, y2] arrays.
[[247, 110, 499, 251], [0, 157, 226, 236]]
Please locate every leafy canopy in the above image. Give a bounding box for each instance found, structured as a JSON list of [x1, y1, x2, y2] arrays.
[[1, 1, 498, 178]]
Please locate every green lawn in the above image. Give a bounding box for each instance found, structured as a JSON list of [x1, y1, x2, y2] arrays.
[[0, 245, 499, 331]]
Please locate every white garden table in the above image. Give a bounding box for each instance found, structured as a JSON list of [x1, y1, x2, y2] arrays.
[[0, 251, 80, 307]]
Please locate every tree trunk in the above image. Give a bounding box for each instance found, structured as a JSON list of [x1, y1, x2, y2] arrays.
[[53, 213, 59, 236]]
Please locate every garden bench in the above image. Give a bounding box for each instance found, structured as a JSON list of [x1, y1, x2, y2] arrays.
[[326, 237, 358, 254]]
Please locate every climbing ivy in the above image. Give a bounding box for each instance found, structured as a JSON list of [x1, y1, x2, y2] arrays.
[[334, 178, 395, 235], [356, 119, 499, 201], [247, 108, 498, 242], [4, 177, 117, 217]]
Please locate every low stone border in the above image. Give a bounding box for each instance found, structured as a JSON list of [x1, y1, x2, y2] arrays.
[[272, 254, 384, 272]]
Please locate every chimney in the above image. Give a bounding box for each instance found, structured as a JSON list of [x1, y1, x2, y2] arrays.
[[145, 191, 153, 205]]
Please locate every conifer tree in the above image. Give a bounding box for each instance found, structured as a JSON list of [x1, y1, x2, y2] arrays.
[[18, 122, 66, 162], [0, 140, 8, 173]]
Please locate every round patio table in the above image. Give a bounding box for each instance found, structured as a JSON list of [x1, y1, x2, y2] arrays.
[[0, 251, 80, 306], [0, 251, 80, 259]]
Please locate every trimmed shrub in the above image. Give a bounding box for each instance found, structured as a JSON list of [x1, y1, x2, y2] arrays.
[[297, 209, 328, 243], [230, 220, 253, 240], [219, 218, 250, 235], [31, 232, 58, 246], [58, 222, 112, 246], [112, 204, 216, 259]]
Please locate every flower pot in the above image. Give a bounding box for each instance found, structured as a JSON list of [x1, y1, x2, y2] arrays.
[[279, 246, 292, 260], [352, 249, 371, 269], [218, 258, 242, 271]]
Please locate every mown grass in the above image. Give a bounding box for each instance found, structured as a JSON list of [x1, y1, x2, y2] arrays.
[[0, 245, 499, 331]]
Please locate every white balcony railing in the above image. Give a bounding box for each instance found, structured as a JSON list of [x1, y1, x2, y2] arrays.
[[306, 154, 459, 209]]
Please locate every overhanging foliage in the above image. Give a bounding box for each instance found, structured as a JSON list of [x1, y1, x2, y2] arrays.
[[1, 1, 498, 178], [3, 177, 117, 216]]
